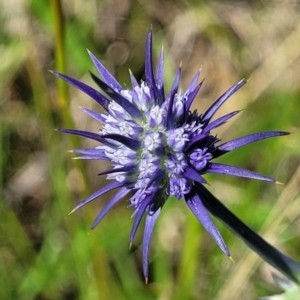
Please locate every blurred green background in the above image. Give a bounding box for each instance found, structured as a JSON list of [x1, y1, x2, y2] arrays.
[[1, 0, 300, 299]]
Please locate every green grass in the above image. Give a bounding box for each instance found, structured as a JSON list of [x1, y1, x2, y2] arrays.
[[1, 0, 300, 299]]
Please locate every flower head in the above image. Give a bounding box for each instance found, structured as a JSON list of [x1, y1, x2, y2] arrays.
[[54, 30, 289, 281]]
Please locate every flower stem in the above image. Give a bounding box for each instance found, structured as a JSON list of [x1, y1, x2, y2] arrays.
[[196, 183, 300, 284]]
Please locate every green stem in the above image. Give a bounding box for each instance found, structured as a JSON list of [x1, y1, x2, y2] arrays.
[[175, 213, 201, 299], [51, 0, 69, 112], [50, 0, 89, 189]]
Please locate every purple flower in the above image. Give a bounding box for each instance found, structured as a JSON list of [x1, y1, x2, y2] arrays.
[[54, 30, 289, 282]]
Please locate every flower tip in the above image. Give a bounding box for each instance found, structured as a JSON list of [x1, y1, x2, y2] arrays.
[[145, 277, 149, 284], [67, 149, 74, 153], [129, 242, 132, 250], [239, 78, 248, 84], [229, 256, 235, 263], [275, 181, 284, 185], [49, 70, 61, 77], [68, 208, 77, 215]]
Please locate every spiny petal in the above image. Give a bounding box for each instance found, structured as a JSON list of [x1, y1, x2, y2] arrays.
[[186, 70, 201, 94], [81, 107, 105, 123], [203, 111, 240, 133], [206, 163, 276, 182], [185, 81, 203, 111], [101, 134, 141, 151], [70, 181, 124, 213], [156, 47, 164, 88], [202, 79, 247, 123], [87, 50, 123, 91], [90, 187, 130, 229], [98, 165, 136, 176], [143, 170, 166, 191], [72, 149, 108, 160], [145, 29, 159, 104], [52, 71, 109, 110], [72, 148, 107, 156], [58, 129, 117, 148], [155, 47, 165, 104], [185, 133, 206, 150], [166, 89, 177, 129], [130, 195, 154, 244], [218, 131, 290, 152], [129, 69, 139, 88], [183, 167, 207, 184], [73, 155, 108, 160], [90, 72, 143, 119], [185, 192, 230, 256], [165, 67, 182, 129], [169, 67, 181, 96], [143, 208, 161, 281]]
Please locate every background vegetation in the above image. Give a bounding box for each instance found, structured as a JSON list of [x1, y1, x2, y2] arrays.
[[1, 0, 300, 299]]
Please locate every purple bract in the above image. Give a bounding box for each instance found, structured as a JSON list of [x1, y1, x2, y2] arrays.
[[54, 30, 289, 281]]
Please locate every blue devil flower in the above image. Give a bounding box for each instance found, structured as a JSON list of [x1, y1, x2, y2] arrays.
[[54, 30, 289, 281]]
